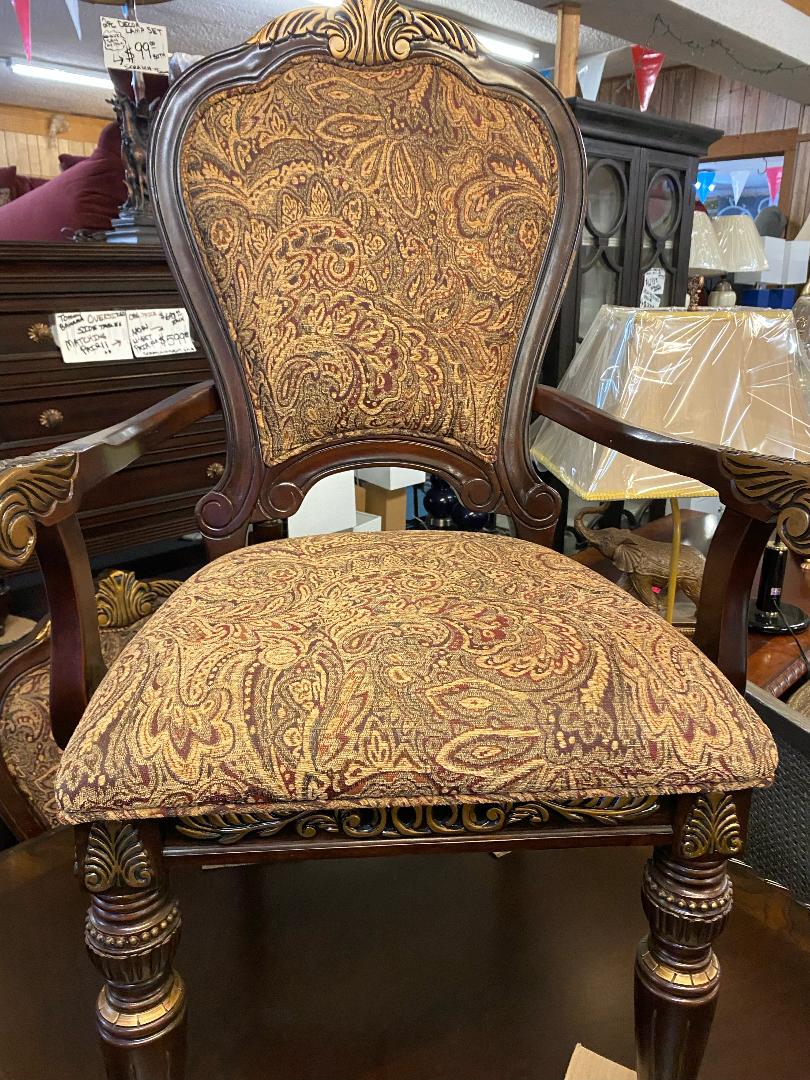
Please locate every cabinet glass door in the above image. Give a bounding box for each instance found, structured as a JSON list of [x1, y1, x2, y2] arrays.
[[639, 164, 686, 307], [578, 157, 631, 340]]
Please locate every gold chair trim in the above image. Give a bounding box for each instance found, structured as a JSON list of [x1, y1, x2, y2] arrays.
[[176, 796, 661, 844], [680, 792, 743, 859], [249, 0, 478, 64], [720, 449, 810, 556], [0, 451, 77, 570]]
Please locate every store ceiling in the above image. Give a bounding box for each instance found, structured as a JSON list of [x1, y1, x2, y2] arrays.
[[1, 0, 809, 120]]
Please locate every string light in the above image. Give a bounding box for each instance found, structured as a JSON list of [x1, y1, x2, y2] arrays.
[[647, 14, 809, 78]]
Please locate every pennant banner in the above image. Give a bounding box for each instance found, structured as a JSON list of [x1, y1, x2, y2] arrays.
[[64, 0, 81, 38], [765, 164, 783, 205], [631, 45, 665, 111], [729, 170, 749, 206], [695, 171, 715, 205], [577, 51, 610, 101], [11, 0, 31, 61]]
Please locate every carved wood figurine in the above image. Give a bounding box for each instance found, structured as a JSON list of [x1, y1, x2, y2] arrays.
[[575, 506, 706, 612]]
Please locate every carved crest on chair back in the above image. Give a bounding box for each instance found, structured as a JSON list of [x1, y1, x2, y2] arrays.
[[150, 0, 584, 548]]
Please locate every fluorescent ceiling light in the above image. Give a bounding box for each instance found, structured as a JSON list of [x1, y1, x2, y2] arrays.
[[7, 60, 113, 90], [475, 31, 539, 65]]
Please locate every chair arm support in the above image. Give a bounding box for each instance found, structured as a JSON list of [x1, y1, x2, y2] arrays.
[[0, 380, 220, 572]]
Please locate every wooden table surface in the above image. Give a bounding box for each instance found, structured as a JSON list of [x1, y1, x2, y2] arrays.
[[1, 828, 809, 1080], [575, 510, 810, 698]]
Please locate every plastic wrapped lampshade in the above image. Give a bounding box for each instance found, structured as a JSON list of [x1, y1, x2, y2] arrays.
[[531, 305, 810, 500], [714, 214, 769, 272], [689, 210, 725, 273]]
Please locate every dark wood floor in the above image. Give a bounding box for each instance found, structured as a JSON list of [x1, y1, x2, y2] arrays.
[[1, 829, 809, 1080]]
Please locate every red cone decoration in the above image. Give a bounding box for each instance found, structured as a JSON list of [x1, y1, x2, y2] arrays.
[[11, 0, 32, 61], [632, 45, 665, 111]]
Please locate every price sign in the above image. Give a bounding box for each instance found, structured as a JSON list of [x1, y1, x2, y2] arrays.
[[101, 16, 169, 75], [640, 267, 667, 309], [127, 309, 196, 358], [54, 311, 133, 363]]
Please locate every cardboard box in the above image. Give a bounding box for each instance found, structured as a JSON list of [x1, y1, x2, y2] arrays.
[[565, 1045, 635, 1080]]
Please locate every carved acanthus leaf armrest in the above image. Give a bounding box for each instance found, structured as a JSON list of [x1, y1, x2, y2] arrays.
[[718, 451, 810, 557], [0, 380, 219, 573]]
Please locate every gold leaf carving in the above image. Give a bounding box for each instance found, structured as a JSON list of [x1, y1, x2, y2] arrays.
[[680, 792, 743, 859], [176, 796, 660, 845], [95, 570, 180, 629], [0, 452, 77, 570], [84, 822, 154, 893], [249, 0, 478, 64], [720, 450, 810, 555]]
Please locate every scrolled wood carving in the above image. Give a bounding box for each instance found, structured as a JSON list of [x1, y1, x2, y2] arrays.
[[720, 449, 810, 555], [249, 0, 478, 64], [84, 822, 154, 893], [0, 452, 78, 570]]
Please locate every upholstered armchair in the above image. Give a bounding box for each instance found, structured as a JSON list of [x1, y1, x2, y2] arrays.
[[0, 2, 805, 1077]]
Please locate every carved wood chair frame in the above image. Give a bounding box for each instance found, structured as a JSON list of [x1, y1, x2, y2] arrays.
[[0, 2, 805, 1077]]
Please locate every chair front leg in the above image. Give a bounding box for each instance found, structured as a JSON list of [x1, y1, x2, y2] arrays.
[[634, 844, 732, 1080], [79, 821, 186, 1080]]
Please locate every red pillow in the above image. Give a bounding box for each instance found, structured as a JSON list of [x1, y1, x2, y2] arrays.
[[0, 165, 48, 201], [0, 123, 125, 241]]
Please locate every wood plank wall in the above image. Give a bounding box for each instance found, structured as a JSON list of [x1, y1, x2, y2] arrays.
[[598, 66, 810, 235], [0, 105, 110, 180]]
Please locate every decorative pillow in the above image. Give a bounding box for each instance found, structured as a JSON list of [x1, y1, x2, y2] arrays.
[[0, 122, 125, 241], [0, 165, 48, 201]]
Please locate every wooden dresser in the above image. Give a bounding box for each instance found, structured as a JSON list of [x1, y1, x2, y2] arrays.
[[0, 242, 225, 567]]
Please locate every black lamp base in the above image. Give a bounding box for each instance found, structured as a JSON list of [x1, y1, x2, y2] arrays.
[[749, 600, 810, 635]]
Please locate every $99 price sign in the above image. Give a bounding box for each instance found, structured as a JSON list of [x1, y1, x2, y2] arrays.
[[101, 16, 169, 75]]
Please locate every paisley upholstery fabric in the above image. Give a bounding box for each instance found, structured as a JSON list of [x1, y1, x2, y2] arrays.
[[1, 621, 146, 827], [55, 532, 776, 824], [179, 55, 559, 466]]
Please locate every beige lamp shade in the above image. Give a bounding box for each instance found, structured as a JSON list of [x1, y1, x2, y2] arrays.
[[714, 214, 769, 272], [531, 305, 810, 500], [795, 212, 810, 243], [689, 210, 725, 273]]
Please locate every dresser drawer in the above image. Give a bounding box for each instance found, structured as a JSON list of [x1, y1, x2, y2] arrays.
[[0, 385, 192, 444], [82, 450, 226, 513]]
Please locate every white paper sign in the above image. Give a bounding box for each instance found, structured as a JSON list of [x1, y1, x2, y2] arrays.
[[54, 310, 133, 363], [127, 308, 195, 357], [640, 267, 667, 308], [101, 16, 169, 75]]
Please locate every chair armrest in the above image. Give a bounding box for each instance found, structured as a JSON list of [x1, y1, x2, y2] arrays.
[[0, 380, 219, 572], [532, 383, 810, 550], [0, 379, 219, 748], [532, 383, 810, 689]]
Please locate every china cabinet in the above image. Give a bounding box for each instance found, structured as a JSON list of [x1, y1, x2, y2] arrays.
[[542, 99, 721, 387]]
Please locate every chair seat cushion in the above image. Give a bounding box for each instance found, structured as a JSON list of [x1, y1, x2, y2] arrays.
[[55, 532, 776, 824]]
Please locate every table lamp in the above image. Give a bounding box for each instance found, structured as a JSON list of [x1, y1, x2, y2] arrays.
[[532, 305, 810, 628], [688, 208, 725, 309]]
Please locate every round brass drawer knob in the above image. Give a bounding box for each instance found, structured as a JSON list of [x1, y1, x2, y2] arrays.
[[206, 461, 225, 480], [28, 322, 53, 343], [39, 408, 64, 430]]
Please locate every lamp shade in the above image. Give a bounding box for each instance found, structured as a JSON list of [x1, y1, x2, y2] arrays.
[[795, 211, 810, 243], [714, 214, 769, 272], [689, 210, 725, 273], [531, 305, 810, 500]]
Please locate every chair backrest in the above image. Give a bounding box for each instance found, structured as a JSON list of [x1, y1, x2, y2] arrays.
[[150, 0, 585, 550]]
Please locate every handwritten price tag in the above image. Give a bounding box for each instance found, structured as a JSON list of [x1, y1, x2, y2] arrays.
[[101, 16, 169, 75], [640, 267, 667, 309], [54, 311, 133, 363], [128, 309, 196, 358]]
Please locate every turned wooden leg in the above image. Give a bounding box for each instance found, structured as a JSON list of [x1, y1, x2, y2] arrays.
[[634, 846, 732, 1080], [80, 822, 186, 1080]]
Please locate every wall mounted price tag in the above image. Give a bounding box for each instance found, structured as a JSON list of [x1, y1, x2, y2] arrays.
[[100, 16, 169, 75]]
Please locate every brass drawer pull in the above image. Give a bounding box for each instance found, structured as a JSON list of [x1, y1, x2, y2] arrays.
[[206, 461, 224, 480], [39, 408, 64, 430], [28, 322, 53, 343]]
